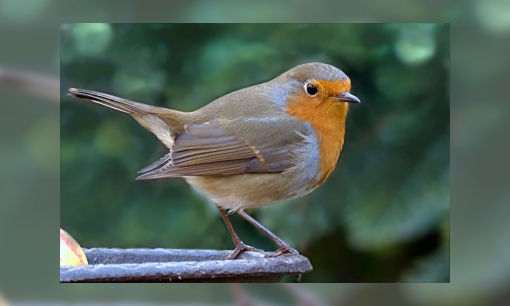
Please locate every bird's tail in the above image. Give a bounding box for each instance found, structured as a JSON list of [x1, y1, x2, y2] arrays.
[[68, 88, 188, 150], [69, 88, 167, 115]]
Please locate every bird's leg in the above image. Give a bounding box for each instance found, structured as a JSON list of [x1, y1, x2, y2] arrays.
[[236, 210, 299, 257], [218, 208, 263, 260]]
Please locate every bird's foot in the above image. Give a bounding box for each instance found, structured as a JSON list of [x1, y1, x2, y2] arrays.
[[226, 242, 264, 260], [264, 245, 299, 258]]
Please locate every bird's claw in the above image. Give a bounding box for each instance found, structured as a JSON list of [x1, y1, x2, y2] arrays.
[[264, 246, 299, 258], [226, 242, 264, 260]]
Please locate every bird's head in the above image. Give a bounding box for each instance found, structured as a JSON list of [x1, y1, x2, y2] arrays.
[[270, 62, 360, 126]]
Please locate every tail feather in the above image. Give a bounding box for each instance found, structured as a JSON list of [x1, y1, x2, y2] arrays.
[[68, 88, 159, 115], [68, 88, 187, 150]]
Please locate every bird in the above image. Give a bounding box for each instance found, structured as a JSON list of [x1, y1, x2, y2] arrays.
[[68, 62, 360, 260]]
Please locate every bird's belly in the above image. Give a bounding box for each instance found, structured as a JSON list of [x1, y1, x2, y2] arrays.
[[185, 171, 317, 211]]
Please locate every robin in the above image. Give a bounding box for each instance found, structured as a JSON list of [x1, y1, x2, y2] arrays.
[[68, 62, 360, 259]]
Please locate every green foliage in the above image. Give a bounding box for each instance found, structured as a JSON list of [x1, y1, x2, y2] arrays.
[[61, 23, 449, 282]]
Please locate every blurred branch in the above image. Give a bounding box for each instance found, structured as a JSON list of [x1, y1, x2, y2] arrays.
[[280, 284, 327, 306], [0, 67, 59, 103], [230, 284, 260, 306], [230, 284, 327, 306]]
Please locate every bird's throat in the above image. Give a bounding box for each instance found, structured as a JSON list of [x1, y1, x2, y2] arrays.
[[286, 99, 348, 185]]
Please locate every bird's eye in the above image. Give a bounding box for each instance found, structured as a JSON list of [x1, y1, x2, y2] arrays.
[[305, 83, 318, 96]]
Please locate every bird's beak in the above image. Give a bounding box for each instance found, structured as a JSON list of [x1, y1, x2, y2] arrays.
[[336, 92, 361, 103]]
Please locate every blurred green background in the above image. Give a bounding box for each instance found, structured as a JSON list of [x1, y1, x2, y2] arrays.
[[60, 23, 449, 283]]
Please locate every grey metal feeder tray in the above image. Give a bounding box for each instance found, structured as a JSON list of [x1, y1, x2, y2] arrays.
[[60, 248, 313, 282]]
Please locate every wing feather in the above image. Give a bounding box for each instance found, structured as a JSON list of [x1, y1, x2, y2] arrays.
[[136, 117, 309, 179]]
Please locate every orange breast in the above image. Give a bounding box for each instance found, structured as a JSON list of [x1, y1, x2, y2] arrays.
[[286, 80, 350, 185]]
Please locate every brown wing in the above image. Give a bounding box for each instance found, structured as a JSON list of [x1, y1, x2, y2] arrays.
[[136, 118, 308, 179]]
